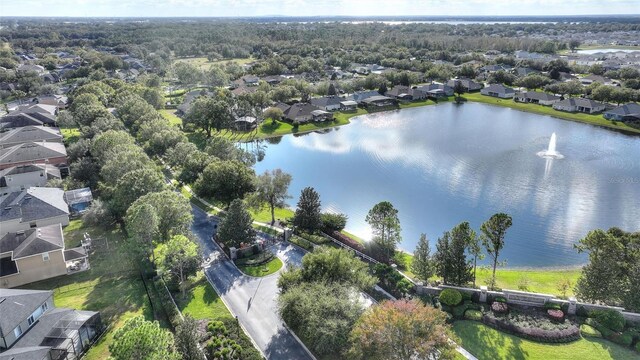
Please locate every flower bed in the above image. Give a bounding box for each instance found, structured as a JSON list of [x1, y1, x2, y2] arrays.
[[330, 230, 365, 252], [547, 309, 565, 322], [491, 301, 509, 314], [482, 307, 580, 343]]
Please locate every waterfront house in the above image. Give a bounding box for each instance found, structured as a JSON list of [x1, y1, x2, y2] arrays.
[[480, 84, 516, 99], [552, 98, 606, 114], [310, 96, 343, 111], [283, 103, 323, 123], [447, 78, 482, 92], [514, 91, 561, 106], [603, 103, 640, 121], [361, 95, 397, 109], [339, 100, 358, 111]]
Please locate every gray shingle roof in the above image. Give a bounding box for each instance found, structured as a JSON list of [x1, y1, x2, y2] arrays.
[[0, 289, 52, 337], [555, 98, 605, 108], [0, 345, 52, 360], [0, 142, 67, 167], [516, 91, 560, 101], [64, 247, 87, 262], [0, 126, 62, 148], [0, 224, 64, 259], [0, 187, 69, 224], [605, 103, 640, 116], [283, 103, 322, 120], [310, 96, 343, 108]]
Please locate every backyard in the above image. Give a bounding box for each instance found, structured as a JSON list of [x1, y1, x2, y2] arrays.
[[462, 92, 640, 134], [22, 219, 168, 360], [453, 320, 639, 360]]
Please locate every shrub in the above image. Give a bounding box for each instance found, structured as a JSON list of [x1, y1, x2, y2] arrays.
[[491, 302, 509, 314], [330, 230, 365, 252], [465, 309, 483, 321], [439, 289, 463, 306], [494, 296, 507, 303], [635, 341, 640, 353], [207, 321, 228, 336], [547, 309, 565, 322], [153, 277, 182, 329], [609, 332, 633, 347], [592, 309, 625, 332], [461, 291, 473, 301], [544, 302, 562, 311], [576, 305, 590, 318], [580, 324, 601, 337], [585, 318, 614, 338], [482, 309, 580, 343]]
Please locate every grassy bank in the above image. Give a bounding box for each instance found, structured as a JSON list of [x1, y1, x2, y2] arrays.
[[249, 206, 294, 223], [60, 127, 81, 144], [159, 109, 183, 126], [175, 273, 234, 322], [23, 219, 167, 360], [462, 93, 640, 135], [453, 320, 639, 360], [399, 252, 581, 297]]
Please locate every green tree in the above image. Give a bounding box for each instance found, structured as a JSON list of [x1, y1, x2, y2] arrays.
[[157, 235, 200, 298], [480, 213, 513, 290], [278, 247, 377, 292], [365, 201, 402, 262], [278, 282, 365, 356], [411, 233, 434, 282], [516, 74, 552, 90], [453, 81, 465, 101], [174, 62, 202, 90], [320, 212, 348, 232], [348, 299, 456, 360], [109, 316, 179, 360], [434, 231, 453, 285], [194, 160, 256, 207], [468, 225, 484, 288], [125, 203, 160, 263], [293, 187, 322, 232], [185, 96, 233, 137], [448, 222, 474, 286], [252, 169, 292, 224], [575, 228, 640, 311], [129, 190, 193, 241], [263, 107, 284, 125], [217, 199, 256, 249], [175, 315, 205, 360], [109, 167, 166, 218]]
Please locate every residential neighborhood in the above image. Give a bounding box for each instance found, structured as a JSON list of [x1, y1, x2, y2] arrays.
[[1, 9, 640, 360]]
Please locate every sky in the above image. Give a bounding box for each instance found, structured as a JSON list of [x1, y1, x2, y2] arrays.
[[0, 0, 638, 18]]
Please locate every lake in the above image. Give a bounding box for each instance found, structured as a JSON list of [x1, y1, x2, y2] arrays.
[[576, 48, 640, 54], [254, 103, 640, 267]]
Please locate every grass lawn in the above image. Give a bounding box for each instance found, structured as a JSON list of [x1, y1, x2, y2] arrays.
[[159, 109, 183, 126], [462, 93, 640, 135], [173, 57, 254, 70], [249, 206, 294, 223], [340, 230, 365, 245], [453, 320, 639, 360], [400, 253, 580, 297], [175, 273, 234, 322], [60, 127, 81, 144], [23, 219, 166, 360], [237, 257, 283, 277]]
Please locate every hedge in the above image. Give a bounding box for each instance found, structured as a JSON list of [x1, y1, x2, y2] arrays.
[[482, 315, 581, 343], [153, 276, 183, 329], [580, 324, 602, 337], [591, 309, 626, 332], [288, 235, 314, 251]]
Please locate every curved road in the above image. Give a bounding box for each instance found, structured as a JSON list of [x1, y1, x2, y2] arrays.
[[190, 205, 313, 360]]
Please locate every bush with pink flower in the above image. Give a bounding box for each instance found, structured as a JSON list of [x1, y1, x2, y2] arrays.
[[547, 309, 565, 322], [492, 301, 509, 314]]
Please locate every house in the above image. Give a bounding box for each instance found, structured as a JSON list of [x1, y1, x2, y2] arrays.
[[513, 67, 539, 77], [283, 103, 323, 123], [481, 84, 516, 99], [234, 75, 260, 87], [0, 142, 67, 171], [416, 83, 454, 97], [176, 90, 212, 116], [274, 102, 291, 113], [361, 95, 397, 109], [0, 187, 70, 236], [579, 75, 615, 86], [0, 164, 61, 193], [63, 188, 93, 214], [552, 98, 606, 114], [386, 85, 413, 100], [514, 91, 561, 106], [310, 110, 334, 122], [14, 103, 58, 118], [0, 289, 101, 358], [0, 224, 89, 288], [40, 73, 60, 84], [32, 95, 68, 110], [0, 126, 63, 149], [447, 78, 483, 92], [350, 90, 383, 104], [339, 100, 358, 111], [603, 103, 640, 121], [262, 75, 283, 85], [310, 96, 343, 111], [233, 116, 258, 131], [231, 85, 258, 97], [480, 64, 513, 73]]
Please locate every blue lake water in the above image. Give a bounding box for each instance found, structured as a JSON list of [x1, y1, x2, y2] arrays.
[[253, 103, 640, 267]]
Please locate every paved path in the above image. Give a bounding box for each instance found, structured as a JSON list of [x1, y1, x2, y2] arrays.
[[190, 204, 314, 360]]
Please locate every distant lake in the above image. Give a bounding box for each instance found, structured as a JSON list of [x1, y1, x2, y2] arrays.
[[576, 48, 640, 54], [254, 103, 640, 268]]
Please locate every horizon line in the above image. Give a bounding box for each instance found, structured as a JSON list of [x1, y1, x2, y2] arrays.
[[1, 14, 640, 19]]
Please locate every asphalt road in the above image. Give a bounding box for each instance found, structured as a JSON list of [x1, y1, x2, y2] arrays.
[[190, 205, 313, 360]]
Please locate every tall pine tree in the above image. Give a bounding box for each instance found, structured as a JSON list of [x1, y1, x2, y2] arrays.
[[411, 233, 434, 282]]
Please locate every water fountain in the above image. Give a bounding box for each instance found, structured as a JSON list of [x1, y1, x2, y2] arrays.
[[537, 132, 564, 159]]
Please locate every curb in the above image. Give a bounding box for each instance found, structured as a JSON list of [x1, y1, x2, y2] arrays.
[[281, 322, 318, 360]]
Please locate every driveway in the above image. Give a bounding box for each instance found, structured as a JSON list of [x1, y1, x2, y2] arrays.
[[190, 205, 314, 360]]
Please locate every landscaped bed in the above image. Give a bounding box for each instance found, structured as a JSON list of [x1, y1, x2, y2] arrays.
[[453, 320, 639, 360], [235, 252, 283, 277]]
